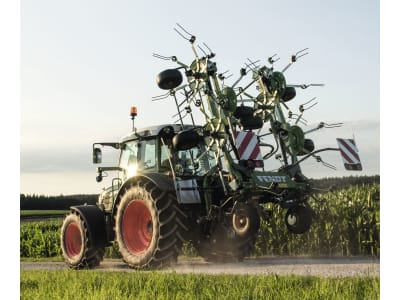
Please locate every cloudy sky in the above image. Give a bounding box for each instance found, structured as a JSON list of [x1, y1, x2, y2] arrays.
[[19, 0, 380, 195]]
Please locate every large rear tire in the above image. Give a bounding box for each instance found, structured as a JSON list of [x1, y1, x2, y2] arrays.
[[115, 180, 187, 268], [60, 212, 105, 269]]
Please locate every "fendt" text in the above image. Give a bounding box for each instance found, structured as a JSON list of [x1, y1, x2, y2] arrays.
[[257, 175, 287, 183]]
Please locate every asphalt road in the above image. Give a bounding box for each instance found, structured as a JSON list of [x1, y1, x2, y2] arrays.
[[21, 257, 379, 277]]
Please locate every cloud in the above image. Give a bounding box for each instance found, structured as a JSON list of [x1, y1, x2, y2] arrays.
[[20, 147, 92, 173], [20, 146, 120, 173]]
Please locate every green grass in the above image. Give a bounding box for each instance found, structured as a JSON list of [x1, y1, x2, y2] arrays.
[[20, 271, 379, 300]]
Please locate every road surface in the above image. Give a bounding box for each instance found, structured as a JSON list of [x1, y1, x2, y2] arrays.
[[21, 257, 379, 277]]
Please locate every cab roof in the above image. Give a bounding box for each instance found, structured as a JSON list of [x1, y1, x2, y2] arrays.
[[120, 124, 195, 143]]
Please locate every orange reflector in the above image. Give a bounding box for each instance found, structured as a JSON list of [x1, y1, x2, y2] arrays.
[[130, 106, 137, 117]]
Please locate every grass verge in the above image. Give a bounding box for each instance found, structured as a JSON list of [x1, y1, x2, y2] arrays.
[[20, 270, 379, 300]]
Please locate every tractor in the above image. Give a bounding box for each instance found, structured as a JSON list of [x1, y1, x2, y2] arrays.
[[60, 26, 358, 269]]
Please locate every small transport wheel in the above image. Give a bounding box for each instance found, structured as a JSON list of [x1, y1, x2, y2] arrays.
[[60, 212, 104, 269], [281, 86, 296, 102], [233, 106, 263, 130], [285, 204, 313, 234], [156, 69, 183, 90], [172, 130, 201, 151], [298, 139, 315, 156], [239, 115, 264, 130], [115, 180, 187, 269], [234, 106, 254, 119]]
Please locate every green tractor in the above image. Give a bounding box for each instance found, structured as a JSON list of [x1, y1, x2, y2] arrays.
[[61, 26, 356, 269]]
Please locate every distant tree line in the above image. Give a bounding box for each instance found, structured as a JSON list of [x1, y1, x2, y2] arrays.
[[20, 194, 98, 210], [20, 175, 379, 210]]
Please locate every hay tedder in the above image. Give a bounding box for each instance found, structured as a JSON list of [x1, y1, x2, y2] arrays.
[[60, 25, 362, 269]]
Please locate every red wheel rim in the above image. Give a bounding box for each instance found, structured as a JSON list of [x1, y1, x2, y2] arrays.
[[64, 223, 82, 257], [122, 200, 153, 254]]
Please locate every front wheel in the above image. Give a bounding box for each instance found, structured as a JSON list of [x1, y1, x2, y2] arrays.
[[115, 180, 187, 268], [60, 212, 104, 269]]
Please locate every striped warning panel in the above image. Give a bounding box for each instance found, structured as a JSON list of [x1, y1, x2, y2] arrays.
[[234, 131, 262, 160], [336, 138, 362, 171]]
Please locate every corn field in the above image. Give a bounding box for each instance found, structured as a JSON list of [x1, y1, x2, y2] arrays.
[[20, 183, 379, 258], [20, 220, 62, 258], [255, 183, 380, 256]]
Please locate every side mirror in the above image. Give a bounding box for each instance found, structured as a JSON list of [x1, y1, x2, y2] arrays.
[[93, 148, 102, 164]]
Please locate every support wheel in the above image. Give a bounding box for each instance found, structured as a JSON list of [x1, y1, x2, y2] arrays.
[[197, 205, 260, 263], [60, 212, 105, 269], [285, 204, 313, 234], [197, 228, 258, 263], [232, 203, 260, 238], [115, 180, 187, 269]]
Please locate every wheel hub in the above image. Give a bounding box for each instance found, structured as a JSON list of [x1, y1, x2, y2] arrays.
[[122, 200, 153, 254], [287, 214, 298, 226], [233, 213, 250, 235], [64, 223, 82, 258], [236, 216, 248, 229]]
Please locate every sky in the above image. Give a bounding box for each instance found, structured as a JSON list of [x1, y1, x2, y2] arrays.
[[19, 0, 380, 195]]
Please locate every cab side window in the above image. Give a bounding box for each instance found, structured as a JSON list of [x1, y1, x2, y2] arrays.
[[139, 139, 156, 170]]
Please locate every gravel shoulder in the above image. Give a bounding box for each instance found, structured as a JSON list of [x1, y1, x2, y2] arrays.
[[20, 256, 379, 277]]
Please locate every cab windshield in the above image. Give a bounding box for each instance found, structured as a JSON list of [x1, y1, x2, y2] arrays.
[[119, 136, 216, 178], [119, 139, 157, 179]]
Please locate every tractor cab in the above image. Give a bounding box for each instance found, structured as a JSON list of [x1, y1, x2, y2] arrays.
[[92, 120, 216, 211], [118, 124, 215, 178]]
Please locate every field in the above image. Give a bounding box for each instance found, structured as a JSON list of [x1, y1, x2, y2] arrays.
[[20, 271, 379, 300], [20, 210, 68, 222], [20, 210, 68, 216], [20, 183, 380, 258]]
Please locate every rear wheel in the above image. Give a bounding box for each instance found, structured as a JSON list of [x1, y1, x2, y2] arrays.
[[60, 212, 105, 269], [115, 180, 187, 268]]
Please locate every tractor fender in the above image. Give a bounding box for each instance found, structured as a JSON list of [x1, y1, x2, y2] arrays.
[[112, 173, 176, 216], [70, 205, 107, 248]]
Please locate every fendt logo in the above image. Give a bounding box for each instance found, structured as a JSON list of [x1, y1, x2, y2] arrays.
[[257, 175, 287, 183]]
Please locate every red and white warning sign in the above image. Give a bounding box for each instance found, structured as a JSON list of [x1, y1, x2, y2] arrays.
[[336, 138, 362, 171], [234, 131, 262, 160]]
